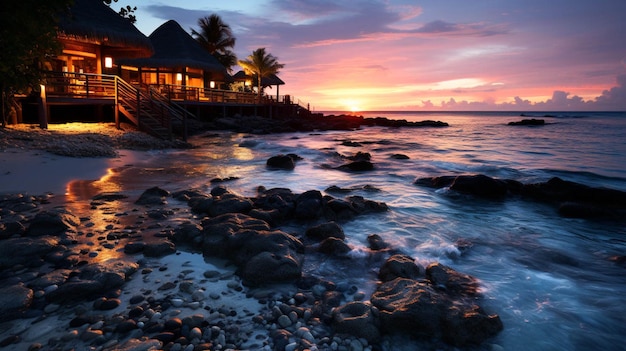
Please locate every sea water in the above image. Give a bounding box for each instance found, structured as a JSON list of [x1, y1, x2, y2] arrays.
[[95, 111, 626, 350]]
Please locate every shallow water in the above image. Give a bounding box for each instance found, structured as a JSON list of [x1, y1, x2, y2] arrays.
[[76, 112, 626, 350]]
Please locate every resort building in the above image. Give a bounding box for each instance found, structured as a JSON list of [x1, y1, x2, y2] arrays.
[[18, 0, 310, 139]]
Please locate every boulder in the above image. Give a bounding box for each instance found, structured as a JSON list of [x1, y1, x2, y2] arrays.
[[371, 277, 502, 346], [135, 186, 170, 206], [318, 237, 351, 256], [240, 251, 302, 285], [450, 174, 509, 199], [26, 209, 79, 236], [209, 192, 254, 216], [508, 118, 545, 126], [294, 190, 324, 219], [425, 262, 479, 297], [0, 237, 62, 268], [305, 222, 345, 241], [0, 284, 33, 321], [332, 302, 380, 342], [378, 254, 421, 282], [337, 160, 374, 172], [143, 240, 176, 257], [267, 154, 297, 170], [367, 234, 389, 251]]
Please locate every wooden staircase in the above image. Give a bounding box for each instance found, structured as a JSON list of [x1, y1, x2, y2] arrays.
[[115, 78, 194, 140]]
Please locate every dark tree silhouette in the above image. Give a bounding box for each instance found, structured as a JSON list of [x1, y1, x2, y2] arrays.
[[191, 14, 237, 73], [103, 0, 136, 23], [238, 48, 285, 102], [0, 0, 72, 125]]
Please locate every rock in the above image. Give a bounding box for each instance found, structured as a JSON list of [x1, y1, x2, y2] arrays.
[[94, 297, 121, 310], [0, 284, 33, 321], [332, 302, 380, 342], [26, 209, 79, 236], [305, 222, 345, 241], [135, 187, 170, 206], [508, 118, 545, 126], [425, 263, 479, 297], [294, 190, 324, 219], [208, 192, 254, 216], [378, 254, 421, 282], [371, 277, 502, 346], [337, 160, 374, 172], [318, 237, 351, 256], [391, 154, 410, 160], [267, 154, 298, 170], [143, 240, 176, 257], [240, 251, 302, 285], [0, 237, 61, 268], [450, 174, 509, 199], [367, 234, 389, 251], [124, 241, 146, 254]]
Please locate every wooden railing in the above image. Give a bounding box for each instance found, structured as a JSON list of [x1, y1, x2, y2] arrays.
[[44, 71, 117, 99]]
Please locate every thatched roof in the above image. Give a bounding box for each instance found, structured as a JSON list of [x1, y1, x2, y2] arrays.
[[58, 0, 153, 57], [120, 20, 227, 78], [233, 71, 285, 87]]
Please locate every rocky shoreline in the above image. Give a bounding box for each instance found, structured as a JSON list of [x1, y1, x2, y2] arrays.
[[0, 118, 506, 350]]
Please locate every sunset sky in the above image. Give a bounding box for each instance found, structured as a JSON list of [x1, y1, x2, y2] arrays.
[[113, 0, 626, 111]]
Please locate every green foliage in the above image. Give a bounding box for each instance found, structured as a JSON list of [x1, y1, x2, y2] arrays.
[[0, 0, 73, 124], [238, 48, 285, 100], [191, 14, 237, 72]]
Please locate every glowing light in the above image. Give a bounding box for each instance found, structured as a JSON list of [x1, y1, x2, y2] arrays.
[[176, 73, 183, 82], [104, 57, 113, 68], [210, 81, 216, 89]]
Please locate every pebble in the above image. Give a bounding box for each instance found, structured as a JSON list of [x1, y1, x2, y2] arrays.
[[44, 303, 60, 313], [171, 298, 184, 307], [277, 315, 292, 328]]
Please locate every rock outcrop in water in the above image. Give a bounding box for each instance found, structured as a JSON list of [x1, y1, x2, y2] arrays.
[[416, 174, 626, 220]]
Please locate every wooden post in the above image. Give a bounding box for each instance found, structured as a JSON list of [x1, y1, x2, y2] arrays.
[[114, 77, 120, 129], [38, 85, 48, 129]]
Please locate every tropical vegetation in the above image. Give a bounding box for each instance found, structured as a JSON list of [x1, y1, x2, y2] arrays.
[[238, 48, 285, 101], [192, 14, 237, 73]]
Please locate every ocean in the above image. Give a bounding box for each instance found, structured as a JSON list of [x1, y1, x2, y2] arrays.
[[82, 111, 626, 350]]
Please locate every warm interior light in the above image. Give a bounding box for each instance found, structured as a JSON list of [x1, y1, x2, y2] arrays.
[[210, 81, 216, 89], [176, 73, 183, 81], [104, 57, 113, 68]]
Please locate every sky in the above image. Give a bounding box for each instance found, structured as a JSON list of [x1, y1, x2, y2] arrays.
[[112, 0, 626, 112]]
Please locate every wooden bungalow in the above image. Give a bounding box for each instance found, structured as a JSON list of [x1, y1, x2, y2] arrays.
[[55, 0, 153, 76], [118, 20, 229, 101]]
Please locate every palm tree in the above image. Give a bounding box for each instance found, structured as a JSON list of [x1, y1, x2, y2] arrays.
[[191, 14, 237, 72], [238, 48, 285, 102]]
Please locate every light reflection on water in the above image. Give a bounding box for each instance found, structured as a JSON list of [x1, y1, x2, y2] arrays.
[[60, 113, 626, 350]]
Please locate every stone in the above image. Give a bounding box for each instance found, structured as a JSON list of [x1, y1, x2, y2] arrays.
[[332, 302, 380, 342], [267, 154, 297, 170], [241, 251, 302, 285], [337, 160, 374, 172], [143, 240, 176, 257], [135, 187, 170, 206], [425, 262, 479, 297], [0, 284, 33, 321], [26, 209, 79, 236], [294, 190, 324, 219], [318, 237, 351, 256], [305, 222, 345, 241], [367, 234, 389, 251], [450, 174, 509, 199], [508, 118, 545, 126], [378, 254, 421, 282], [0, 237, 61, 268]]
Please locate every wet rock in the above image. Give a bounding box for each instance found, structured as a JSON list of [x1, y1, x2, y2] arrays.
[[332, 302, 380, 342], [241, 251, 302, 285], [209, 192, 254, 216], [0, 237, 61, 268], [305, 222, 345, 241], [426, 262, 480, 296], [124, 241, 146, 254], [93, 297, 121, 310], [391, 154, 410, 160], [337, 160, 374, 172], [378, 254, 421, 282], [135, 187, 170, 206], [367, 234, 389, 251], [267, 154, 298, 170], [450, 174, 509, 199], [371, 277, 502, 347], [26, 209, 79, 236], [143, 240, 176, 257], [294, 190, 324, 219], [508, 118, 545, 126], [92, 192, 128, 202], [0, 284, 33, 321], [318, 237, 351, 256]]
